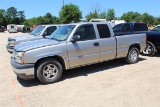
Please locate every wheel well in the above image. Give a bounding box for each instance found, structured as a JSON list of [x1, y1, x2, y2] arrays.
[[35, 56, 66, 72], [129, 44, 140, 51]]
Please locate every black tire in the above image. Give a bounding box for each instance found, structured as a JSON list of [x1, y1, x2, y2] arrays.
[[36, 58, 63, 84], [140, 41, 156, 56], [125, 47, 139, 64]]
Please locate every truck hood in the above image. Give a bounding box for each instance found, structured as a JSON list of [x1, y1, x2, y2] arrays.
[[9, 34, 39, 41], [14, 39, 60, 51]]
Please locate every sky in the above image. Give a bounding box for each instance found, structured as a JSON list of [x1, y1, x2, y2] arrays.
[[0, 0, 160, 19]]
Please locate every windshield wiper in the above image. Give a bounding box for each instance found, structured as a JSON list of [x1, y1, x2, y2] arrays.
[[49, 38, 60, 41]]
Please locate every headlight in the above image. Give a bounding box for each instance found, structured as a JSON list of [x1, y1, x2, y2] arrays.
[[8, 40, 16, 46], [14, 52, 25, 64]]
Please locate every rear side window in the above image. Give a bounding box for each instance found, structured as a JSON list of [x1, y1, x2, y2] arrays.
[[97, 24, 111, 38], [122, 24, 130, 32], [134, 23, 148, 31], [113, 24, 122, 32]]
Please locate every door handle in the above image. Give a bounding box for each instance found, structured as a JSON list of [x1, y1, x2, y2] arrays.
[[94, 42, 99, 46]]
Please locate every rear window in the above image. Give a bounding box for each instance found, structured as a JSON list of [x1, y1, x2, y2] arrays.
[[97, 24, 111, 38], [11, 26, 14, 28], [134, 23, 148, 31]]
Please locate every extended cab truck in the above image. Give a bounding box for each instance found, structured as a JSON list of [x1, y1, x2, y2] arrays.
[[10, 22, 146, 84], [113, 22, 160, 56], [6, 24, 59, 53]]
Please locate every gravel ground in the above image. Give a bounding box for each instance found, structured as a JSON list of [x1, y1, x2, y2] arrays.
[[0, 32, 160, 107]]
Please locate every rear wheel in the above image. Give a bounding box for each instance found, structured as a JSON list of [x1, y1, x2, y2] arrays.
[[36, 58, 63, 84], [125, 47, 139, 64], [140, 41, 156, 56]]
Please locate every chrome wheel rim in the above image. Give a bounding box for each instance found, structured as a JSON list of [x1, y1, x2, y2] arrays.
[[143, 44, 152, 54], [43, 64, 58, 79], [130, 50, 138, 61]]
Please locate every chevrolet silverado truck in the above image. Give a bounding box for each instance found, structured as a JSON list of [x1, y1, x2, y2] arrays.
[[10, 22, 146, 84], [113, 22, 160, 56], [6, 24, 60, 53]]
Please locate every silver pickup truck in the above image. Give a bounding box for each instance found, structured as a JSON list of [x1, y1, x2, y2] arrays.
[[6, 24, 59, 53], [10, 22, 146, 84]]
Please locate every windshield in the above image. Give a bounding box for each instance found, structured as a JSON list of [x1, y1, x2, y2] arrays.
[[151, 26, 160, 31], [49, 25, 76, 41], [30, 26, 45, 36]]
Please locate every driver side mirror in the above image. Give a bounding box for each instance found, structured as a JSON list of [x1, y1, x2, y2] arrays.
[[71, 35, 80, 43]]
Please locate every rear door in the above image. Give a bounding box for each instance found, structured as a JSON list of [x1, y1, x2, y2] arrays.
[[67, 24, 101, 68], [96, 24, 117, 61]]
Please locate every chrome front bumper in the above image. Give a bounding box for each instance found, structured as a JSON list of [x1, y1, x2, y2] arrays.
[[6, 45, 14, 53], [11, 58, 35, 80]]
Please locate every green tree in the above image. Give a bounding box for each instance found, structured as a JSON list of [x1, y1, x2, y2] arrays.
[[18, 11, 26, 24], [85, 12, 99, 21], [154, 17, 160, 25], [59, 4, 82, 23], [121, 11, 142, 22], [142, 13, 154, 25], [107, 9, 115, 21], [36, 16, 45, 24], [85, 7, 107, 21], [44, 13, 53, 24], [121, 13, 132, 22], [43, 13, 60, 24], [0, 9, 6, 25], [26, 17, 37, 26], [6, 7, 18, 23]]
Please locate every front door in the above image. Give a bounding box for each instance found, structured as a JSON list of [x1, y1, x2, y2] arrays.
[[67, 24, 101, 68]]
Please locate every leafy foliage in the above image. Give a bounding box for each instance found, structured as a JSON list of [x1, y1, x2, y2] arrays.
[[121, 11, 160, 25], [59, 4, 82, 23], [0, 7, 26, 26], [85, 7, 107, 21], [107, 9, 115, 21], [25, 13, 60, 27], [1, 6, 160, 28]]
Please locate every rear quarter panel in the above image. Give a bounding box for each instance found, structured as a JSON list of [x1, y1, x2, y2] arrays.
[[116, 33, 146, 58]]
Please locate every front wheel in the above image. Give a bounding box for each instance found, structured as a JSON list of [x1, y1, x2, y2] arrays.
[[125, 47, 139, 64], [140, 42, 156, 56], [36, 58, 63, 84]]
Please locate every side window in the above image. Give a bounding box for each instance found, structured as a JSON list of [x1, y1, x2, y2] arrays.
[[97, 24, 111, 38], [113, 24, 122, 32], [122, 24, 130, 32], [46, 26, 57, 35], [75, 25, 96, 41], [134, 23, 148, 31]]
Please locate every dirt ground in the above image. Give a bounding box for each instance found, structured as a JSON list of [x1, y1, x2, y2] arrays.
[[0, 32, 160, 107]]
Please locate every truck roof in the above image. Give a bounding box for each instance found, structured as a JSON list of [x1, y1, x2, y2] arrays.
[[62, 22, 112, 26], [40, 24, 61, 27], [118, 22, 146, 25]]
